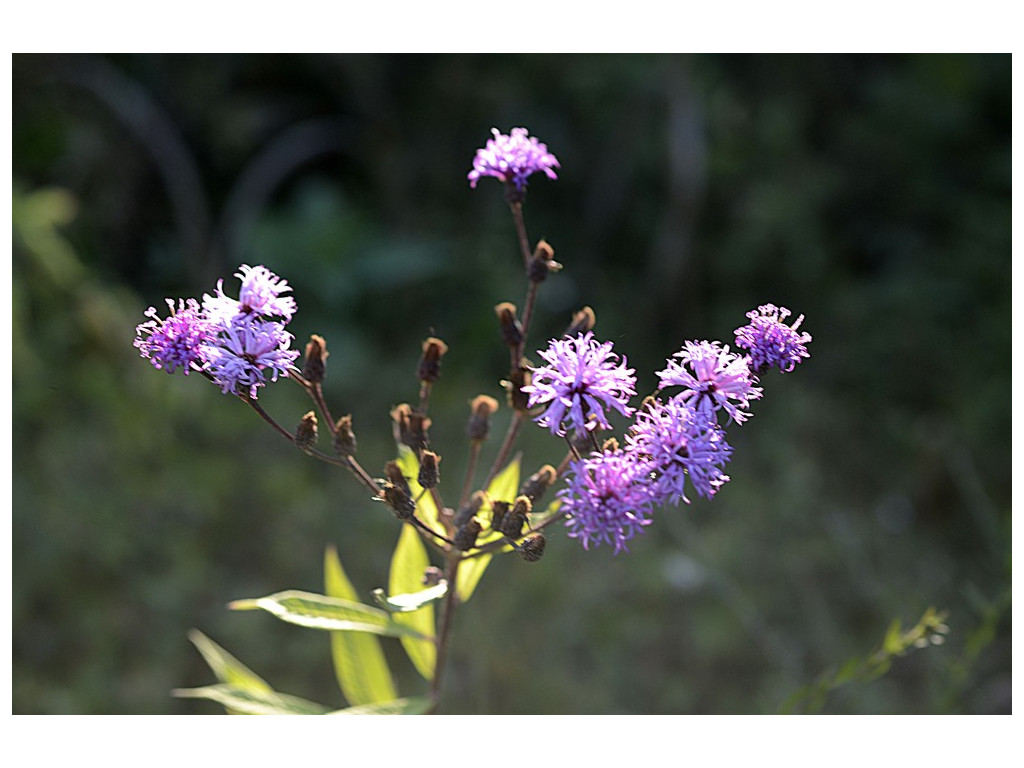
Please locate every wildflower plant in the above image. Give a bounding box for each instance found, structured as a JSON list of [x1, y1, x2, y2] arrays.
[[138, 126, 811, 714]]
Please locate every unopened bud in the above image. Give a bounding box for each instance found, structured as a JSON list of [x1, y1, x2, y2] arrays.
[[453, 518, 482, 551], [417, 337, 449, 384], [333, 414, 357, 457], [490, 499, 510, 534], [467, 395, 500, 443], [565, 306, 596, 337], [418, 451, 441, 490], [382, 482, 416, 520], [494, 302, 524, 349], [392, 403, 431, 454], [384, 460, 411, 497], [517, 533, 547, 562], [455, 490, 487, 528], [504, 364, 532, 412], [295, 411, 318, 453], [519, 465, 557, 505], [302, 334, 329, 384], [528, 239, 561, 283], [499, 497, 530, 539]]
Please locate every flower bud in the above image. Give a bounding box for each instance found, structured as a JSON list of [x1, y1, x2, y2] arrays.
[[494, 302, 524, 349], [295, 411, 318, 454], [504, 364, 532, 412], [453, 517, 482, 552], [528, 239, 561, 283], [392, 403, 432, 455], [302, 334, 329, 384], [466, 394, 500, 443], [516, 533, 547, 562], [418, 450, 441, 490], [382, 482, 416, 520], [489, 499, 510, 534], [455, 490, 487, 528], [519, 465, 557, 505], [333, 414, 357, 457], [384, 460, 411, 497], [499, 496, 530, 538], [565, 306, 596, 337], [417, 337, 449, 384]]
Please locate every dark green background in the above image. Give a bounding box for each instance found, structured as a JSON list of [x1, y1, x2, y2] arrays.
[[12, 53, 1011, 714]]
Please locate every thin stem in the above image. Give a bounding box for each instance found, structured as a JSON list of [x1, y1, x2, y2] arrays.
[[460, 441, 482, 509], [429, 554, 461, 713], [516, 280, 540, 366], [509, 202, 532, 271]]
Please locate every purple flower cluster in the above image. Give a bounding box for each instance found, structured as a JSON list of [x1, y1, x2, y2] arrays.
[[468, 127, 560, 193], [134, 264, 299, 398], [529, 305, 810, 553]]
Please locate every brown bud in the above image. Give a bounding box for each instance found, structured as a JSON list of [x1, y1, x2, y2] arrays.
[[453, 517, 482, 552], [382, 482, 416, 520], [517, 532, 547, 562], [384, 460, 411, 497], [391, 403, 432, 454], [565, 306, 596, 337], [520, 465, 557, 505], [499, 497, 529, 538], [418, 450, 441, 490], [528, 239, 561, 282], [504, 364, 533, 412], [302, 334, 329, 384], [494, 302, 524, 349], [489, 499, 510, 534], [417, 337, 449, 384], [455, 490, 487, 528], [295, 411, 318, 453], [333, 414, 357, 457], [466, 394, 500, 443]]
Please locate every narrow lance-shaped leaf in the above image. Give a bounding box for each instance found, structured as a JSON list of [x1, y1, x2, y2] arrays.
[[324, 546, 398, 706], [373, 580, 448, 613], [229, 590, 432, 640], [328, 696, 433, 715], [186, 629, 272, 694], [390, 524, 437, 680], [173, 684, 330, 715]]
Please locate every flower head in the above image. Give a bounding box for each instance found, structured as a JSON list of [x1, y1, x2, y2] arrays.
[[468, 127, 560, 193], [734, 304, 811, 373], [657, 340, 762, 425], [626, 396, 732, 504], [203, 264, 296, 326], [523, 332, 636, 436], [559, 449, 655, 554], [134, 298, 215, 375], [202, 315, 300, 399]]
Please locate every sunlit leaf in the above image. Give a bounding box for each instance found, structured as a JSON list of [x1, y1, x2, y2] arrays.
[[390, 525, 437, 680], [372, 580, 448, 613], [395, 445, 444, 535], [173, 684, 330, 715], [328, 696, 433, 715], [324, 546, 397, 706], [456, 456, 521, 602], [187, 629, 272, 694], [229, 590, 431, 640]]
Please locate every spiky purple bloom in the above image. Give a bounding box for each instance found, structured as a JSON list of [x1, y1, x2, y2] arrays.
[[468, 127, 560, 192], [134, 298, 216, 375], [203, 264, 296, 326], [657, 340, 762, 425], [627, 396, 732, 504], [202, 315, 299, 399], [559, 449, 656, 554], [523, 332, 637, 436], [734, 304, 811, 373]]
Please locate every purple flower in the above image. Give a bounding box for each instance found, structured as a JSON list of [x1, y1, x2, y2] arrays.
[[202, 315, 300, 399], [559, 449, 655, 554], [468, 127, 560, 192], [134, 298, 216, 375], [523, 332, 637, 436], [734, 304, 811, 373], [657, 340, 762, 425], [627, 396, 732, 504], [203, 264, 296, 326]]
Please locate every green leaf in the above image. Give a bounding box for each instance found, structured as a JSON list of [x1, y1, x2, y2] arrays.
[[455, 456, 521, 602], [328, 696, 433, 715], [372, 580, 448, 613], [173, 684, 330, 715], [229, 590, 431, 640], [389, 525, 437, 680], [882, 617, 904, 655], [324, 546, 398, 706], [186, 629, 272, 694]]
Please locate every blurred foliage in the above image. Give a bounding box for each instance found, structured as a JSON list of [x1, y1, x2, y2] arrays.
[[12, 53, 1010, 714]]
